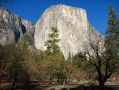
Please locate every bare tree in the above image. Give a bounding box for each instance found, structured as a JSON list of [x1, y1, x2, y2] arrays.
[[85, 40, 117, 90]]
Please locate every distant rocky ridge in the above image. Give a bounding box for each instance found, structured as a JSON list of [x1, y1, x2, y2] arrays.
[[0, 7, 34, 45], [0, 5, 104, 60], [34, 4, 104, 59]]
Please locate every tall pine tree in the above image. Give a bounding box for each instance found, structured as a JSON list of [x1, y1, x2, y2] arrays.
[[45, 27, 64, 61], [45, 27, 60, 55], [105, 5, 119, 79], [105, 5, 119, 56]]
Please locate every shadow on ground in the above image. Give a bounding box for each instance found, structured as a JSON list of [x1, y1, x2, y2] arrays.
[[1, 84, 119, 90], [69, 85, 119, 90]]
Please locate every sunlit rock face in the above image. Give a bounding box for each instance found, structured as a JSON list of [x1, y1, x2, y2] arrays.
[[34, 4, 104, 60], [0, 7, 34, 45]]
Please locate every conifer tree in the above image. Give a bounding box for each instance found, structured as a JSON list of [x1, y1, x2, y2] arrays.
[[105, 5, 119, 56], [44, 27, 65, 83], [45, 27, 61, 56], [105, 5, 119, 74]]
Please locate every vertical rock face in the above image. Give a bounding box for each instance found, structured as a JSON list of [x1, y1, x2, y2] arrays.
[[21, 20, 34, 36], [0, 5, 104, 60], [34, 4, 104, 59], [0, 7, 34, 45], [21, 20, 35, 42]]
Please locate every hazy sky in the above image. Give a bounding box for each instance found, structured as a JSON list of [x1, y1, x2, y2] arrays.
[[1, 0, 119, 35]]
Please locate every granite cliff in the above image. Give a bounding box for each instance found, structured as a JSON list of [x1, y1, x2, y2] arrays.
[[0, 5, 104, 59], [34, 4, 104, 59], [0, 7, 34, 45]]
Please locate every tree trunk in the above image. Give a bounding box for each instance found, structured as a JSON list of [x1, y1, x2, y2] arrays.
[[99, 81, 105, 90], [12, 81, 15, 90], [11, 73, 17, 90]]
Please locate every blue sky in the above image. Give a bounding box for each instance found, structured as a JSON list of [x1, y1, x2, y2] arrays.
[[1, 0, 119, 35]]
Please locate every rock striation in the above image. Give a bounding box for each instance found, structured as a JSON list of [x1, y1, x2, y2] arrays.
[[34, 4, 104, 59], [0, 7, 34, 45]]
